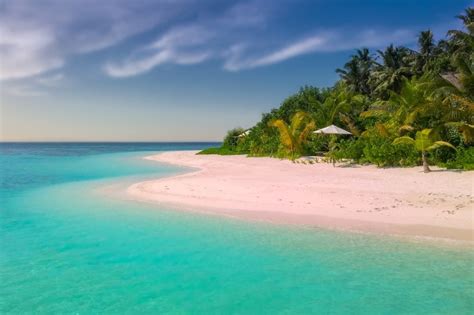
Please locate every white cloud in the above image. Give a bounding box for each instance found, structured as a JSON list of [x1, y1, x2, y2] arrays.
[[36, 73, 64, 86], [0, 0, 199, 80], [104, 25, 213, 77], [1, 0, 420, 81], [224, 29, 415, 71], [1, 84, 46, 97], [1, 72, 64, 97], [0, 26, 63, 80], [223, 35, 328, 71]]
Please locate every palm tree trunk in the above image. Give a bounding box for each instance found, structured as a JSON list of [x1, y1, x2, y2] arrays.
[[422, 150, 430, 173]]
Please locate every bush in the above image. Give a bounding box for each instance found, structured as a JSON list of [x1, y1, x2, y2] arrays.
[[443, 147, 474, 170], [197, 147, 242, 155], [361, 137, 419, 167], [223, 128, 246, 149], [332, 136, 418, 167], [332, 138, 365, 161]]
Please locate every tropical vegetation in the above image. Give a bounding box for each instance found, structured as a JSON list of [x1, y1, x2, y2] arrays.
[[201, 8, 474, 170]]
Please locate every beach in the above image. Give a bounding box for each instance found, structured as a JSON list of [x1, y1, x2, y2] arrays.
[[128, 151, 474, 242]]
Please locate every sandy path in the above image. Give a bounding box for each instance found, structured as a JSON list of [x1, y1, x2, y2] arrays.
[[128, 151, 473, 242]]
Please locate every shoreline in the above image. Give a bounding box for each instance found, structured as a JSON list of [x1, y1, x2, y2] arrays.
[[127, 151, 473, 243]]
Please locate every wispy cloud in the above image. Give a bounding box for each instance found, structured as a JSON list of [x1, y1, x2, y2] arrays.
[[1, 72, 64, 96], [103, 1, 272, 77], [0, 26, 63, 80], [1, 0, 426, 82], [223, 35, 328, 71], [2, 84, 46, 97], [0, 0, 200, 80], [111, 26, 415, 76], [104, 25, 214, 77], [224, 29, 415, 71], [36, 73, 64, 87], [104, 1, 416, 78]]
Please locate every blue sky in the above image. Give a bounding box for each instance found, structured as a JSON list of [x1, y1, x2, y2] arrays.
[[0, 0, 471, 141]]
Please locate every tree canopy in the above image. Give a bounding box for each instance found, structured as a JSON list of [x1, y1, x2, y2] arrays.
[[205, 7, 474, 170]]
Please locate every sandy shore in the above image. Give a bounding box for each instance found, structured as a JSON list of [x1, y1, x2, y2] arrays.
[[128, 151, 473, 242]]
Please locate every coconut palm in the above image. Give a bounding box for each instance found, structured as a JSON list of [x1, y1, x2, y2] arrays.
[[438, 54, 474, 143], [268, 111, 315, 159], [414, 30, 437, 73], [393, 128, 456, 172], [361, 77, 435, 134], [370, 45, 414, 98], [447, 7, 474, 56], [337, 48, 375, 95]]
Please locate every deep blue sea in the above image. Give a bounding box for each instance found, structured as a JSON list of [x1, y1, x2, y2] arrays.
[[1, 143, 473, 314]]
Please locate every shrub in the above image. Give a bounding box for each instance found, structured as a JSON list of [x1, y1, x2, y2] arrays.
[[223, 128, 246, 149], [443, 147, 474, 170], [197, 147, 242, 155], [332, 138, 365, 161], [361, 137, 419, 167]]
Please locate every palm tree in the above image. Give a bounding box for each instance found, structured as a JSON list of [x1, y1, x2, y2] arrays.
[[369, 45, 414, 98], [361, 77, 434, 134], [447, 7, 474, 56], [393, 129, 456, 172], [336, 48, 374, 95], [419, 30, 436, 56], [438, 54, 474, 144], [414, 30, 437, 73], [268, 111, 315, 159]]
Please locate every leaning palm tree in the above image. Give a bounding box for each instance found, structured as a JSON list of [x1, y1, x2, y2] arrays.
[[393, 129, 456, 173], [268, 111, 315, 159]]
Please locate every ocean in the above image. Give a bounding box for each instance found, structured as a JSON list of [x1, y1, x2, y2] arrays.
[[1, 143, 472, 314]]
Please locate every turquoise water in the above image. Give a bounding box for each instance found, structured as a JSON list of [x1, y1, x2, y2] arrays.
[[1, 143, 473, 314]]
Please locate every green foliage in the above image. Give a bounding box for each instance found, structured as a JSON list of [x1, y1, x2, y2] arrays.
[[268, 111, 315, 159], [443, 146, 474, 170], [393, 129, 456, 152], [197, 147, 242, 155], [216, 7, 473, 170], [223, 128, 246, 149], [362, 137, 419, 167]]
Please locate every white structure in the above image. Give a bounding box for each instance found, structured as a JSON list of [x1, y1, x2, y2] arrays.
[[237, 130, 251, 137], [313, 125, 352, 135]]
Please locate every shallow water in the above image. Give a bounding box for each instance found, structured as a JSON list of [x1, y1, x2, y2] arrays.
[[1, 143, 473, 314]]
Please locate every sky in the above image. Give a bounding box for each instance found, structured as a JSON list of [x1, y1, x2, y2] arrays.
[[0, 0, 471, 141]]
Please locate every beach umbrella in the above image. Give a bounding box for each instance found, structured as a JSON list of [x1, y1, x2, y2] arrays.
[[237, 129, 251, 138], [313, 124, 352, 135], [313, 125, 351, 167]]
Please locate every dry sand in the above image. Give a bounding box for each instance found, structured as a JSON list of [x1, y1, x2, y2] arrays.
[[128, 151, 473, 242]]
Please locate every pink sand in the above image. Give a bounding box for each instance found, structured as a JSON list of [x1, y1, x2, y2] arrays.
[[128, 151, 473, 242]]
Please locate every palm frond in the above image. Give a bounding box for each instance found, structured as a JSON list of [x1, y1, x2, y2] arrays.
[[290, 111, 307, 132], [268, 119, 293, 151], [393, 136, 415, 146], [427, 141, 457, 151], [298, 121, 316, 145], [360, 109, 388, 119], [375, 123, 390, 137], [398, 124, 414, 134], [339, 113, 360, 136]]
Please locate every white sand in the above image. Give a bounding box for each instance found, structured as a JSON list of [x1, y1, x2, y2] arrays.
[[128, 151, 474, 242]]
